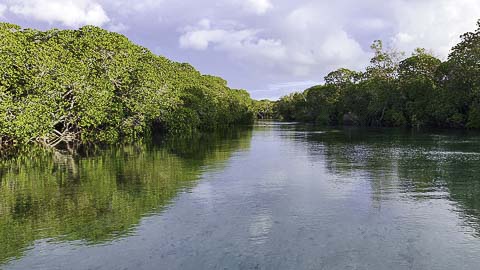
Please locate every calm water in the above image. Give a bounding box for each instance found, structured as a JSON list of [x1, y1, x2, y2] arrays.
[[2, 122, 480, 269]]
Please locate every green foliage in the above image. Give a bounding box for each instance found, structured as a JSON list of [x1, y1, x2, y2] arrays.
[[397, 50, 442, 127], [0, 23, 255, 151], [253, 99, 276, 119], [467, 104, 480, 129], [275, 20, 480, 130], [275, 92, 307, 121]]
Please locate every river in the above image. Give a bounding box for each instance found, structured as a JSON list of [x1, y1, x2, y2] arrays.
[[1, 122, 480, 269]]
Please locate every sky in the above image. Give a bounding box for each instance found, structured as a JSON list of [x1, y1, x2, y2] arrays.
[[0, 0, 479, 100]]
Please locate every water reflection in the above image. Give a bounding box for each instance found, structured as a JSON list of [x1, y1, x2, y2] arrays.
[[294, 125, 480, 236], [3, 123, 480, 269], [0, 128, 253, 264]]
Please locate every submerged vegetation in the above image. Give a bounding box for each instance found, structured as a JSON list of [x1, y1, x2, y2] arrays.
[[0, 23, 257, 152], [275, 21, 480, 129]]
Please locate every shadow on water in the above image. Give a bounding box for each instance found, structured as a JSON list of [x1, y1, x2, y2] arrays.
[[287, 124, 480, 236], [0, 127, 253, 264]]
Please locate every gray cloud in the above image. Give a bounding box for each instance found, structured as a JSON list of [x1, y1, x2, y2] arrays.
[[1, 0, 479, 100]]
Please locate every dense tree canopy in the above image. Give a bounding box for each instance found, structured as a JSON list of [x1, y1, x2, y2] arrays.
[[275, 21, 480, 129], [0, 23, 257, 152]]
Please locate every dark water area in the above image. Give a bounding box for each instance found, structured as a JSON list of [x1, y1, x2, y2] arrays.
[[1, 122, 480, 269]]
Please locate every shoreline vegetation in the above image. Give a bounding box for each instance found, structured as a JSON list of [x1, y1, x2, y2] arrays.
[[0, 23, 258, 154], [274, 21, 480, 130], [2, 21, 480, 155]]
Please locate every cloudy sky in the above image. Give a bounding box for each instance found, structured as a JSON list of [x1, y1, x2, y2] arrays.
[[0, 0, 479, 99]]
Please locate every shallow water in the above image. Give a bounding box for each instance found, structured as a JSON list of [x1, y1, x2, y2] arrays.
[[2, 122, 480, 269]]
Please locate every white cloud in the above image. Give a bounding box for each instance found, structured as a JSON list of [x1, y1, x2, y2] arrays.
[[9, 0, 109, 27], [179, 15, 370, 79], [389, 0, 480, 58], [179, 19, 287, 64], [280, 4, 371, 74], [180, 27, 259, 51]]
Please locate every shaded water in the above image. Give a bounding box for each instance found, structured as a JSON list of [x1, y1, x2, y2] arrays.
[[1, 122, 480, 269]]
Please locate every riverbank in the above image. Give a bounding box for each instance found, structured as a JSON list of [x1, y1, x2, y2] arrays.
[[0, 23, 258, 153]]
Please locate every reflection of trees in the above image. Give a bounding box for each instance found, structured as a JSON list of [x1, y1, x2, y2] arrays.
[[0, 128, 252, 264], [300, 127, 480, 233], [398, 150, 480, 235]]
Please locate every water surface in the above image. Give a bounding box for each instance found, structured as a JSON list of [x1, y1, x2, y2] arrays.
[[1, 123, 480, 269]]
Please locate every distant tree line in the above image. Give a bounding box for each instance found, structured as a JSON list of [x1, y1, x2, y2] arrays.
[[274, 21, 480, 129], [253, 99, 276, 119], [0, 23, 259, 151]]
